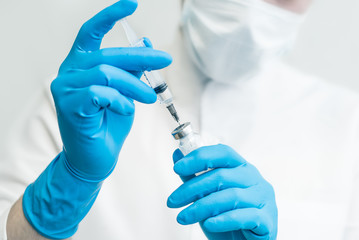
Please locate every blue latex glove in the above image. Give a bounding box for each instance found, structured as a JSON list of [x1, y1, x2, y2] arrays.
[[167, 144, 278, 240], [22, 0, 172, 239]]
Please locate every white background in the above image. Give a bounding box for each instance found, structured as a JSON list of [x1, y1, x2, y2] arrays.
[[0, 0, 358, 148]]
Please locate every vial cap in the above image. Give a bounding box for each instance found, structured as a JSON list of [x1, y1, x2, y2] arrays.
[[171, 122, 192, 140]]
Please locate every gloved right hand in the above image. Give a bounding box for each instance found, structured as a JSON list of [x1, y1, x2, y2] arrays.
[[22, 0, 172, 239], [168, 145, 278, 240]]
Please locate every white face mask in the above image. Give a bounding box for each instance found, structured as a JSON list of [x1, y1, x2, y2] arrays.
[[181, 0, 304, 83]]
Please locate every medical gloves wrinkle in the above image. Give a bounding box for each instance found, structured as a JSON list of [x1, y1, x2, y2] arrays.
[[22, 0, 172, 239]]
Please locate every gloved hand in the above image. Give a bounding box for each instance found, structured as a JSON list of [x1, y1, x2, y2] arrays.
[[167, 144, 278, 240], [22, 0, 172, 239]]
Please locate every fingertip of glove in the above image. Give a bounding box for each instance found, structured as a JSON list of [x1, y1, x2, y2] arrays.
[[176, 214, 187, 225], [118, 0, 138, 13], [166, 196, 175, 208], [142, 37, 153, 48], [142, 89, 157, 104], [122, 105, 135, 115], [172, 149, 184, 163], [173, 162, 183, 175], [151, 50, 172, 68], [162, 51, 173, 66]]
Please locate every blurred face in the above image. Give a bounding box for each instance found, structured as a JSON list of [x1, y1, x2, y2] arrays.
[[264, 0, 313, 13], [181, 0, 307, 83]]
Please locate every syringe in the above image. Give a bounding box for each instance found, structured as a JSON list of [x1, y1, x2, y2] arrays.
[[120, 19, 180, 124]]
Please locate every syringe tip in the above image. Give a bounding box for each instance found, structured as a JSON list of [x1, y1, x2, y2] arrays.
[[166, 103, 180, 124], [172, 111, 180, 123]]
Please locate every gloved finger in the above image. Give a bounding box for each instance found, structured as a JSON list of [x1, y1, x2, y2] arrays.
[[172, 149, 194, 182], [56, 64, 157, 104], [172, 149, 184, 164], [81, 85, 135, 115], [167, 167, 259, 208], [126, 38, 154, 78], [128, 70, 143, 79], [72, 0, 138, 52], [142, 37, 153, 48], [177, 188, 261, 225], [202, 208, 271, 236], [173, 144, 246, 177], [83, 47, 172, 71]]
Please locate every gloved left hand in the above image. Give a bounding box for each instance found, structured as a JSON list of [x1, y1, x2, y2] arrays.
[[22, 0, 172, 239], [167, 144, 278, 240]]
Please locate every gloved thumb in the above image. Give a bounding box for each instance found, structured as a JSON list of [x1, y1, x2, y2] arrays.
[[172, 149, 184, 164], [172, 149, 194, 182]]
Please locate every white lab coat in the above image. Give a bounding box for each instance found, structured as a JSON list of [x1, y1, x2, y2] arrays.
[[1, 25, 359, 240]]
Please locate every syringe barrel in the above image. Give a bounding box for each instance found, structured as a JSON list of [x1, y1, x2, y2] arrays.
[[157, 88, 173, 105], [140, 50, 173, 104], [144, 71, 166, 89], [121, 20, 174, 106], [132, 38, 173, 105], [145, 71, 173, 105]]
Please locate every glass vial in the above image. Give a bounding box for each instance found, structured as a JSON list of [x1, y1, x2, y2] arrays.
[[171, 122, 203, 156]]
